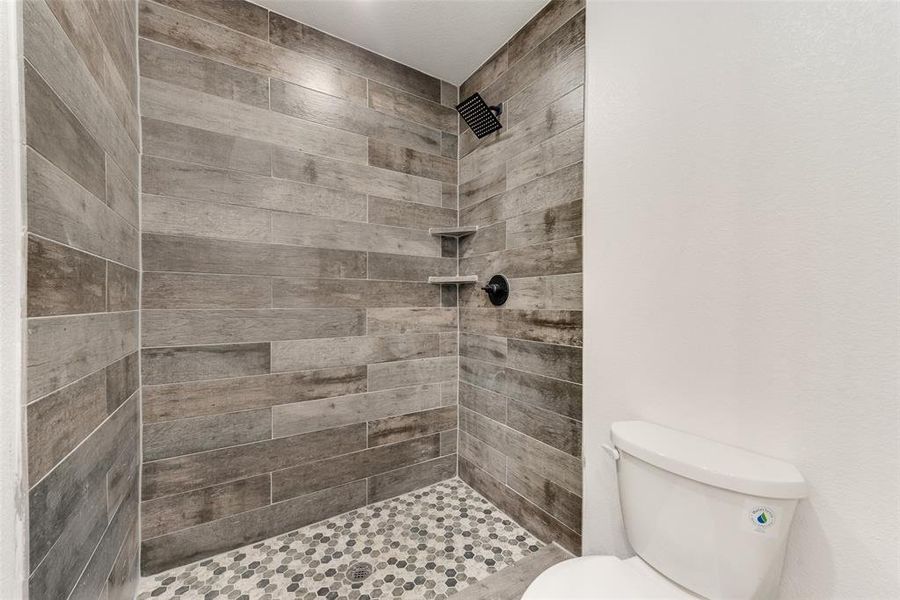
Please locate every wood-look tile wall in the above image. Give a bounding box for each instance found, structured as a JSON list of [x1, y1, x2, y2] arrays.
[[23, 0, 141, 597], [456, 0, 585, 554], [138, 0, 460, 574]]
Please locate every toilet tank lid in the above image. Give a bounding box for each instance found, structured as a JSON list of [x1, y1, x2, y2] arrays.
[[610, 421, 808, 499]]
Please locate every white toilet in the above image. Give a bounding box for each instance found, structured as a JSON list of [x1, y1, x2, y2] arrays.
[[523, 421, 808, 599]]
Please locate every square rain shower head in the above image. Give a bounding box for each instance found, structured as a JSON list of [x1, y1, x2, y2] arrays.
[[456, 93, 503, 139]]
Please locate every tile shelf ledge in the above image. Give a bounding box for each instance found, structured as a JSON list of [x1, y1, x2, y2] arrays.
[[427, 275, 479, 284], [429, 225, 478, 237]]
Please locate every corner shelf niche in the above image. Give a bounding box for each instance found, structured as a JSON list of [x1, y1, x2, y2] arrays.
[[429, 225, 478, 237], [428, 275, 478, 285]]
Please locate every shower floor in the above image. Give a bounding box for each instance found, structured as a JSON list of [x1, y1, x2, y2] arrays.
[[137, 478, 543, 600]]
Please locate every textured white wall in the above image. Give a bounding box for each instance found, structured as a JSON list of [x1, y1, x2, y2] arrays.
[[582, 2, 899, 598], [0, 0, 27, 594]]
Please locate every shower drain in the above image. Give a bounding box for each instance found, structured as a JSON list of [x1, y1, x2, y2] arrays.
[[346, 562, 373, 582]]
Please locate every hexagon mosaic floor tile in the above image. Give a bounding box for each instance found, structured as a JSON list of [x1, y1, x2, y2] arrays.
[[137, 478, 543, 600]]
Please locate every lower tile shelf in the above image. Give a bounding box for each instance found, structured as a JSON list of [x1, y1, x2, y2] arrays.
[[427, 275, 479, 284]]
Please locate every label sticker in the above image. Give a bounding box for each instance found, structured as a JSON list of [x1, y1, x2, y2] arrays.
[[748, 506, 776, 532]]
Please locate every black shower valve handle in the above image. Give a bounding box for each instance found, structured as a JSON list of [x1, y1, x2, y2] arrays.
[[481, 282, 501, 294], [481, 274, 510, 306]]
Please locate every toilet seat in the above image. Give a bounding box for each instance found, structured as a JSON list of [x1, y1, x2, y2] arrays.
[[522, 555, 702, 599]]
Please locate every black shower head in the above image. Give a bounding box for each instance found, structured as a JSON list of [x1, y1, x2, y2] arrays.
[[456, 93, 503, 139]]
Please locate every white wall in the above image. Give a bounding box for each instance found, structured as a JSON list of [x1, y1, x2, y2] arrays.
[[583, 2, 899, 598], [0, 0, 27, 595]]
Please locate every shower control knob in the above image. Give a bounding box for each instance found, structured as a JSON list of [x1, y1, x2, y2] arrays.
[[481, 274, 509, 306]]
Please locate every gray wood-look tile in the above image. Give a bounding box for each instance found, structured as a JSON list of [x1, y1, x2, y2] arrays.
[[268, 12, 441, 102], [139, 38, 269, 109], [441, 131, 459, 160], [142, 117, 271, 176], [43, 0, 139, 144], [139, 1, 367, 104], [142, 424, 366, 500], [507, 399, 581, 456], [104, 154, 139, 229], [459, 407, 581, 496], [271, 145, 442, 207], [459, 273, 582, 311], [143, 409, 272, 461], [272, 278, 438, 309], [459, 381, 507, 423], [460, 308, 582, 347], [28, 150, 139, 269], [506, 124, 583, 189], [143, 365, 367, 423], [141, 77, 367, 165], [462, 162, 583, 227], [271, 383, 442, 438], [367, 80, 457, 133], [440, 430, 458, 456], [442, 183, 458, 209], [272, 211, 441, 257], [24, 62, 106, 201], [141, 343, 271, 385], [142, 156, 367, 222], [142, 234, 367, 279], [506, 199, 582, 249], [270, 78, 441, 156], [142, 272, 272, 310], [457, 222, 505, 258], [367, 454, 456, 503], [507, 48, 584, 126], [439, 332, 458, 357], [459, 237, 582, 281], [450, 543, 571, 600], [367, 307, 458, 336], [458, 429, 506, 481], [367, 196, 457, 230], [507, 338, 582, 384], [368, 139, 458, 185], [271, 334, 439, 373], [107, 262, 139, 313], [106, 515, 140, 600], [142, 194, 272, 243], [459, 86, 583, 185], [441, 380, 458, 407], [440, 81, 458, 109], [67, 481, 139, 600], [27, 235, 106, 317], [151, 0, 269, 39], [367, 253, 457, 283], [460, 356, 581, 420], [368, 356, 458, 391], [105, 352, 140, 414], [142, 308, 365, 347], [83, 0, 137, 105], [507, 458, 582, 532], [271, 435, 440, 501], [508, 0, 586, 65], [458, 333, 508, 364], [460, 45, 508, 102], [141, 475, 271, 540], [459, 163, 506, 209], [141, 481, 367, 574], [480, 11, 585, 108], [24, 0, 139, 185], [27, 311, 138, 401], [367, 406, 458, 447], [29, 395, 138, 588], [26, 370, 107, 483]]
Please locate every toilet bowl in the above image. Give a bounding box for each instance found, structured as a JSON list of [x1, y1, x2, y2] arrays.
[[523, 555, 699, 599], [523, 421, 807, 600]]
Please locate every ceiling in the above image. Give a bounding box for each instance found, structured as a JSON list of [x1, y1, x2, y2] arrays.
[[255, 0, 549, 84]]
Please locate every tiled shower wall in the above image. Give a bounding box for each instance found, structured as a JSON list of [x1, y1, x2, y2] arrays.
[[23, 0, 141, 598], [138, 0, 461, 574], [456, 0, 585, 553]]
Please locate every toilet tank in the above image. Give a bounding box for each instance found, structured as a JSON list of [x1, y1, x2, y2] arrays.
[[611, 421, 807, 600]]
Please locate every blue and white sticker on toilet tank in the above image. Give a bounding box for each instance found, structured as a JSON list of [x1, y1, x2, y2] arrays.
[[748, 506, 776, 532]]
